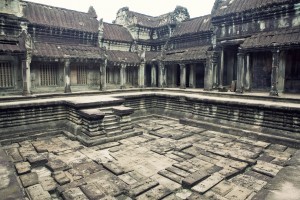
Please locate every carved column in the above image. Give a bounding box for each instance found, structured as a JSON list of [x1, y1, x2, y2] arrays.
[[189, 64, 196, 88], [180, 64, 186, 89], [151, 63, 157, 87], [100, 59, 107, 91], [120, 63, 126, 89], [236, 52, 245, 93], [158, 62, 165, 88], [270, 49, 280, 96], [138, 62, 145, 88], [64, 59, 71, 93], [22, 54, 31, 96]]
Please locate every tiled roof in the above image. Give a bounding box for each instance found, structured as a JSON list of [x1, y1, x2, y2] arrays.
[[213, 0, 299, 17], [172, 15, 212, 37], [0, 36, 25, 53], [130, 11, 172, 28], [106, 50, 140, 65], [163, 46, 210, 63], [103, 23, 133, 42], [33, 42, 103, 59], [23, 1, 99, 32], [145, 51, 161, 62], [241, 28, 300, 49]]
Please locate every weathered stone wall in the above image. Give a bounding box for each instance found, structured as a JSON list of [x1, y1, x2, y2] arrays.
[[123, 93, 300, 140]]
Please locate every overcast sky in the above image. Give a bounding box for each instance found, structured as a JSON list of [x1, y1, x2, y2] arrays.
[[26, 0, 215, 23]]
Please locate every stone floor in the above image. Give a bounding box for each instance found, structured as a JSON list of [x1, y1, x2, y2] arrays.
[[1, 117, 300, 200]]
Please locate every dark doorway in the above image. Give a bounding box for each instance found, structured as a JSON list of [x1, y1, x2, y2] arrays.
[[223, 46, 238, 86]]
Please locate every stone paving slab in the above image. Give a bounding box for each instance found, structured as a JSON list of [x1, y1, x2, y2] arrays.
[[1, 118, 300, 200]]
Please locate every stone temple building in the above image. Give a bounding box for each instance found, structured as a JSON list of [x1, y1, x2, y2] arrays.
[[1, 0, 300, 95], [0, 0, 300, 200]]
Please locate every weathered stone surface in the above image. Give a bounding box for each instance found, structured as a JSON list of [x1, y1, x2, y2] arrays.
[[129, 178, 159, 197], [103, 162, 124, 175], [166, 166, 190, 178], [118, 173, 138, 185], [39, 176, 58, 192], [71, 161, 103, 177], [15, 161, 31, 174], [225, 185, 253, 200], [212, 180, 235, 196], [26, 184, 52, 200], [192, 173, 224, 194], [80, 182, 106, 199], [5, 147, 24, 162], [252, 160, 283, 177], [136, 185, 172, 200], [53, 171, 71, 185], [62, 187, 89, 200], [158, 169, 184, 184], [46, 158, 70, 171], [182, 170, 211, 188], [27, 154, 48, 167], [151, 174, 181, 191], [20, 172, 39, 187]]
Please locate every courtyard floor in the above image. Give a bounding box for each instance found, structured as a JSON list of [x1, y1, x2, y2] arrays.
[[1, 117, 300, 200]]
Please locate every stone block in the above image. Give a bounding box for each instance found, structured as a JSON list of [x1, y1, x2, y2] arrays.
[[15, 161, 31, 175], [27, 154, 48, 167], [62, 187, 89, 200], [252, 160, 283, 177], [26, 184, 52, 200], [192, 173, 224, 194], [212, 180, 235, 196], [46, 158, 70, 172], [118, 173, 138, 185], [103, 162, 124, 175], [136, 185, 172, 200], [53, 171, 71, 185], [182, 170, 211, 188], [129, 179, 159, 197], [80, 183, 106, 199], [225, 185, 253, 200], [39, 176, 58, 192], [165, 166, 191, 178], [20, 172, 39, 188], [78, 109, 105, 120]]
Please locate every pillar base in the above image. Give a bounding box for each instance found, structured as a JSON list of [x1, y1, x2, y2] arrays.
[[269, 90, 278, 96], [64, 87, 71, 93], [22, 91, 31, 96]]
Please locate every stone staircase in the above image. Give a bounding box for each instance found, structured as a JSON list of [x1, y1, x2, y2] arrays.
[[101, 107, 123, 137]]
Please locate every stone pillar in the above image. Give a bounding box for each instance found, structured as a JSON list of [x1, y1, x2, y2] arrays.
[[189, 64, 196, 88], [120, 63, 126, 89], [64, 59, 71, 93], [278, 51, 286, 93], [100, 59, 107, 91], [138, 62, 145, 88], [236, 52, 245, 93], [244, 53, 251, 91], [22, 54, 31, 96], [158, 62, 165, 88], [151, 63, 157, 87], [204, 51, 218, 90], [219, 48, 224, 87], [270, 49, 280, 96], [180, 64, 186, 89]]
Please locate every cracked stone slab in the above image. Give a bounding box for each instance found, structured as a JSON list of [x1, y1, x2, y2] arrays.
[[5, 147, 24, 162], [158, 169, 184, 184], [39, 176, 57, 192], [27, 154, 48, 167], [212, 180, 236, 196], [103, 162, 124, 175], [165, 166, 191, 178], [192, 173, 224, 194], [80, 182, 106, 199], [151, 174, 181, 191]]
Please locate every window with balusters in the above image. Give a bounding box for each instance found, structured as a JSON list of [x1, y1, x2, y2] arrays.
[[77, 65, 87, 85], [0, 61, 14, 88], [40, 63, 58, 86]]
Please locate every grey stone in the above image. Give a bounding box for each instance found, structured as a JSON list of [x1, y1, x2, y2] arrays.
[[136, 185, 172, 200], [80, 183, 106, 199], [182, 170, 211, 188], [20, 172, 39, 187], [15, 161, 31, 175], [46, 158, 70, 172], [129, 178, 159, 197], [27, 154, 48, 167], [39, 176, 58, 192], [26, 184, 52, 200], [53, 171, 71, 185], [62, 187, 89, 200], [158, 169, 184, 184], [103, 162, 124, 175], [192, 173, 224, 194]]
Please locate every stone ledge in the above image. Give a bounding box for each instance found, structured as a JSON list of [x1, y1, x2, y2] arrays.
[[112, 106, 134, 116], [78, 109, 105, 120]]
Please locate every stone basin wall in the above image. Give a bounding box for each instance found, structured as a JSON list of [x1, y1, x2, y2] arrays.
[[121, 93, 300, 146]]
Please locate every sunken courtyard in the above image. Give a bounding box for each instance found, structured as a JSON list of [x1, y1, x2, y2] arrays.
[[1, 0, 300, 200]]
